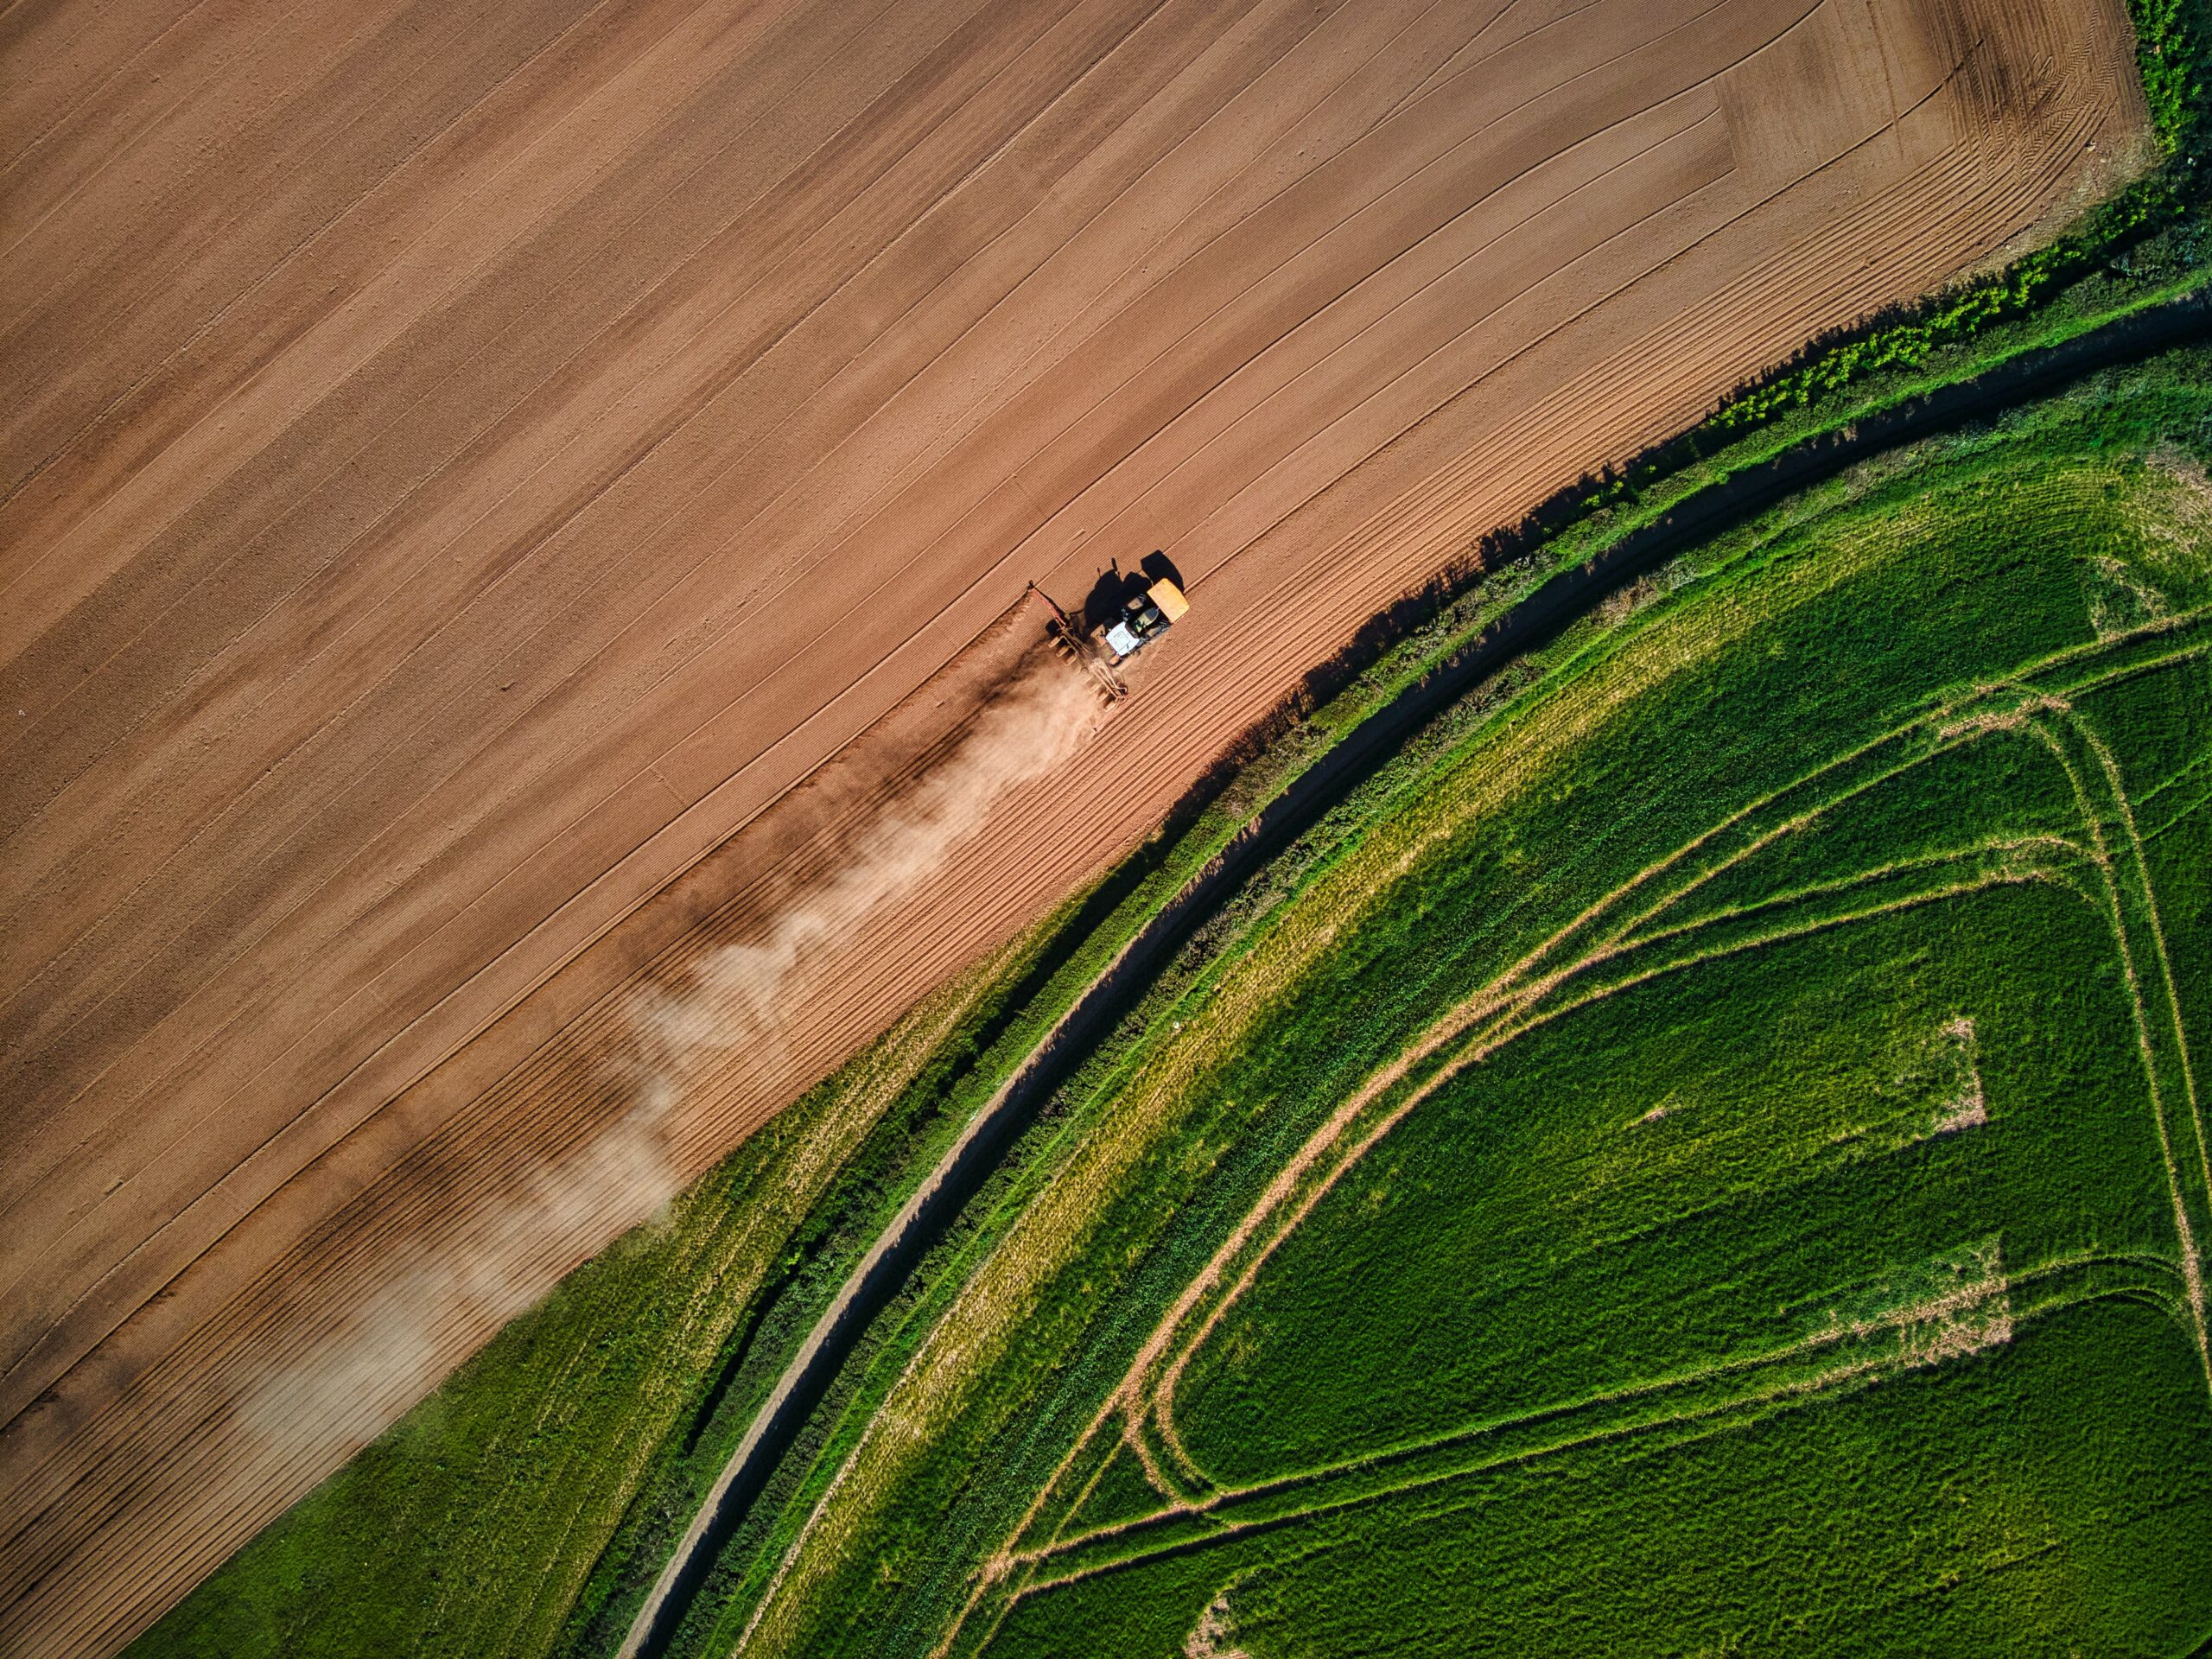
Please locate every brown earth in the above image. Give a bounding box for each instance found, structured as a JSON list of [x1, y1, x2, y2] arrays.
[[0, 0, 2144, 1650]]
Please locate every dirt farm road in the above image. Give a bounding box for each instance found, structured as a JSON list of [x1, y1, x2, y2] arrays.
[[0, 0, 2142, 1650]]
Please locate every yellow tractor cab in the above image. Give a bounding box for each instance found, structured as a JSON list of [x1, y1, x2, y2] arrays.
[[1103, 577, 1189, 662]]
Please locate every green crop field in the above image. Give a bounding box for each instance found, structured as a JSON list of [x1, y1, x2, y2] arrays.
[[716, 350, 2212, 1659]]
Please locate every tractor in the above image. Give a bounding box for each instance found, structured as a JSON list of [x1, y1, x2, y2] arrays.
[[1029, 557, 1188, 701]]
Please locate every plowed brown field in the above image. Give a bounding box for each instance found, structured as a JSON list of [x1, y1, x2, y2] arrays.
[[0, 0, 2143, 1651]]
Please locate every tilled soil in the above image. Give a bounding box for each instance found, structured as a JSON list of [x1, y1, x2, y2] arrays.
[[0, 0, 2143, 1650]]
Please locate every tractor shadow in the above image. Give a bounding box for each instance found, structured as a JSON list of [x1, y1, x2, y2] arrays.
[[1081, 550, 1182, 631]]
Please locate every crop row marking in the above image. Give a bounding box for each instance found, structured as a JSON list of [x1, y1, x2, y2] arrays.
[[2021, 698, 2211, 1388], [1141, 844, 2075, 1491], [1019, 1249, 2176, 1596], [1128, 738, 2066, 1491], [1128, 647, 2211, 1497]]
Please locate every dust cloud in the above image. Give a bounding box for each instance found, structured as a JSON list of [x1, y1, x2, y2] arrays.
[[238, 1092, 677, 1453], [632, 653, 1105, 1076], [239, 655, 1103, 1458]]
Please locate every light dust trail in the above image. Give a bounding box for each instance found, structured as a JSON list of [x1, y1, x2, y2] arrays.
[[239, 652, 1105, 1467], [238, 1093, 680, 1457], [629, 653, 1109, 1085]]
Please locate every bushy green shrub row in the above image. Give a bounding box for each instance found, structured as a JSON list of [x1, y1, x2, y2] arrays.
[[2130, 0, 2208, 146]]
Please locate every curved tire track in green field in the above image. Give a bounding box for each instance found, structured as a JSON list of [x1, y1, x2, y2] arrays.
[[1014, 631, 2211, 1613]]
